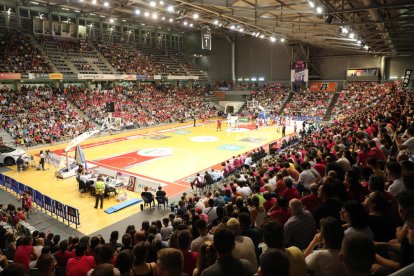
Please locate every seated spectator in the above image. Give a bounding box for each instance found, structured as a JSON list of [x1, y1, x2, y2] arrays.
[[284, 199, 316, 250], [13, 236, 38, 271], [258, 248, 290, 276], [226, 218, 258, 272], [141, 186, 155, 206], [385, 161, 405, 196], [115, 250, 134, 276], [191, 219, 213, 253], [201, 227, 254, 276], [340, 233, 375, 276], [340, 200, 374, 240], [267, 196, 291, 225], [281, 177, 300, 202], [193, 242, 217, 276], [36, 253, 56, 276], [157, 248, 184, 276], [132, 241, 157, 276], [314, 183, 342, 228], [301, 183, 322, 214], [261, 219, 307, 276], [156, 186, 168, 204], [177, 230, 198, 276], [66, 242, 96, 276], [304, 217, 345, 276]]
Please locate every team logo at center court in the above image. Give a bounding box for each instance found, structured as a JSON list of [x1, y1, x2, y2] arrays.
[[173, 130, 192, 135], [138, 148, 173, 157], [190, 136, 219, 142]]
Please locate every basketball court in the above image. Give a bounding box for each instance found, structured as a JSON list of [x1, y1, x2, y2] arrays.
[[2, 120, 291, 235]]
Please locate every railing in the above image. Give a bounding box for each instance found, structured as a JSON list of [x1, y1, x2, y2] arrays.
[[0, 174, 80, 228]]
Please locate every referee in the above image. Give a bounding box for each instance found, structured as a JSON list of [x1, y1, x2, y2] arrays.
[[94, 176, 105, 209]]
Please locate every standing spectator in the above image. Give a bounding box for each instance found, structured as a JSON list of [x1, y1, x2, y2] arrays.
[[284, 199, 316, 250], [201, 228, 254, 276]]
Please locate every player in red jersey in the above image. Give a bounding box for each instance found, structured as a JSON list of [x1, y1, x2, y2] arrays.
[[217, 118, 222, 131]]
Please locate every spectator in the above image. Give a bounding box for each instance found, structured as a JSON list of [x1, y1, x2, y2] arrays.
[[301, 183, 322, 214], [201, 228, 254, 276], [157, 248, 184, 276], [386, 161, 404, 196], [36, 253, 56, 276], [193, 242, 217, 276], [177, 230, 198, 276], [267, 196, 291, 225], [132, 241, 157, 276], [341, 200, 374, 240], [284, 199, 317, 250], [190, 219, 213, 253], [304, 217, 345, 276], [339, 233, 375, 276], [13, 236, 38, 271], [258, 248, 290, 276], [115, 250, 134, 276], [226, 218, 258, 271], [66, 242, 96, 276]]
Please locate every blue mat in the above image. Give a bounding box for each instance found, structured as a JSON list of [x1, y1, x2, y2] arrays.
[[104, 198, 143, 214]]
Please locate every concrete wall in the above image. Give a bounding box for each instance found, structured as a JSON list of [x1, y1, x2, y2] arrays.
[[183, 32, 232, 81], [183, 32, 414, 82], [234, 36, 292, 81]]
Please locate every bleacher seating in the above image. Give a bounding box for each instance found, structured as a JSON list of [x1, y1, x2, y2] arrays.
[[283, 90, 334, 118]]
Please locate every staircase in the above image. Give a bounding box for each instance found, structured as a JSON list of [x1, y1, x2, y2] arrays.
[[87, 40, 117, 74], [0, 129, 15, 147], [28, 35, 59, 72], [278, 92, 295, 114], [323, 92, 340, 121]]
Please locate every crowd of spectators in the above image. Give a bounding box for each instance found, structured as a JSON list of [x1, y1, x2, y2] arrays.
[[0, 33, 52, 74], [248, 83, 290, 113], [95, 42, 163, 75], [332, 82, 394, 119], [0, 85, 93, 146], [68, 84, 217, 129], [0, 83, 412, 276], [283, 90, 334, 118]]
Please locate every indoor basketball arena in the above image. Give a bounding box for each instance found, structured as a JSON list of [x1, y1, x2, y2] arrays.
[[0, 0, 413, 275]]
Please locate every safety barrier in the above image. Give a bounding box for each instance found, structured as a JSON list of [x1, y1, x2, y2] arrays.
[[0, 174, 80, 229]]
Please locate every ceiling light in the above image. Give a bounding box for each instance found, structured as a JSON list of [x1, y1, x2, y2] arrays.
[[193, 13, 199, 19], [341, 26, 349, 34], [167, 5, 174, 12], [357, 40, 361, 45], [144, 11, 150, 17], [75, 10, 80, 13], [309, 1, 315, 8], [260, 34, 264, 39], [230, 25, 235, 29], [79, 0, 84, 2], [364, 45, 369, 50], [239, 28, 244, 32], [159, 0, 164, 5], [270, 36, 276, 42], [214, 20, 219, 25], [316, 6, 323, 14], [280, 38, 285, 42], [161, 16, 165, 20], [169, 18, 173, 22], [190, 23, 193, 27], [91, 0, 97, 4], [135, 9, 141, 15], [183, 21, 188, 26], [152, 13, 158, 19], [149, 1, 156, 7], [349, 32, 355, 39], [103, 1, 109, 7]]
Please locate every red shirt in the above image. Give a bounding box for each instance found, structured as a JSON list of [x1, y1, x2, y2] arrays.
[[313, 163, 326, 177], [181, 250, 198, 276], [282, 187, 301, 202], [301, 194, 322, 214], [268, 208, 291, 225], [66, 255, 96, 276], [263, 198, 276, 212], [13, 245, 33, 270], [54, 250, 73, 267]]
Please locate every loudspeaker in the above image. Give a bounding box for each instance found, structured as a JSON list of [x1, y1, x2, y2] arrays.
[[106, 102, 115, 112]]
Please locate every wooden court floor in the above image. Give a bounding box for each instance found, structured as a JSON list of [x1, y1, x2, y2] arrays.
[[3, 120, 291, 235]]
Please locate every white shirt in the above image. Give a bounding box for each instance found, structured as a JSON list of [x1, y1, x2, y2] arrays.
[[387, 178, 405, 196], [306, 249, 346, 276], [297, 170, 316, 190]]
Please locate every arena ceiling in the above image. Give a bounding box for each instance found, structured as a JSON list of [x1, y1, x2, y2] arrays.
[[27, 0, 414, 55]]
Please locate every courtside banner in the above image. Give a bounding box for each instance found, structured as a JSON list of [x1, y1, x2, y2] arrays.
[[167, 75, 199, 80], [121, 75, 136, 81], [78, 74, 118, 80], [0, 73, 21, 80], [49, 73, 63, 80]]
